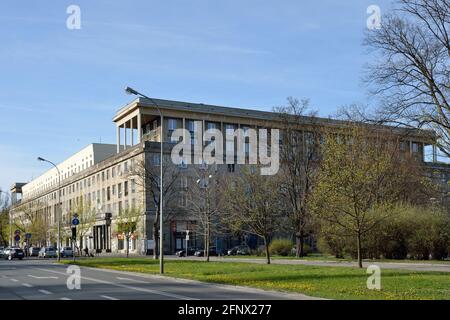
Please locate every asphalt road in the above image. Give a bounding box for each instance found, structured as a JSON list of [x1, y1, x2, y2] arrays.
[[0, 259, 317, 300]]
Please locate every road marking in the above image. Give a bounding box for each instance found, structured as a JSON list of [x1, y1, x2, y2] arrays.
[[10, 278, 19, 282], [100, 295, 119, 300], [116, 277, 147, 284], [22, 283, 33, 288], [28, 275, 59, 279], [36, 267, 196, 300], [38, 289, 52, 295], [60, 297, 71, 300]]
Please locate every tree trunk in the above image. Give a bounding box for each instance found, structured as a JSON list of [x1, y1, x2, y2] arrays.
[[296, 233, 306, 258], [206, 220, 210, 262], [153, 221, 158, 260], [263, 235, 270, 264], [126, 236, 129, 258], [356, 232, 362, 268]]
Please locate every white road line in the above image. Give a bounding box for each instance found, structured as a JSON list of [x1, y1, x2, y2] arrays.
[[100, 295, 119, 300], [116, 277, 147, 284], [38, 289, 52, 295], [60, 297, 71, 300], [28, 275, 59, 279], [22, 283, 33, 288], [36, 267, 196, 300], [10, 278, 19, 282]]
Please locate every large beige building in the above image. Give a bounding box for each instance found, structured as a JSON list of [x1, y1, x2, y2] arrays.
[[9, 97, 448, 255]]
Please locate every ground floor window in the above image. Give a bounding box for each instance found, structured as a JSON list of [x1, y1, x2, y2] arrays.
[[118, 239, 124, 250]]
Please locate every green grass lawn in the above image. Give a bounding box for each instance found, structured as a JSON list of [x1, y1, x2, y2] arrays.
[[62, 258, 450, 300], [223, 253, 450, 264]]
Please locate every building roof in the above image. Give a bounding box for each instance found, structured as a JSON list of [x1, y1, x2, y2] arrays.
[[114, 97, 437, 142]]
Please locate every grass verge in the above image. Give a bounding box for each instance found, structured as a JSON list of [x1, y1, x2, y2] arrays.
[[61, 258, 450, 300]]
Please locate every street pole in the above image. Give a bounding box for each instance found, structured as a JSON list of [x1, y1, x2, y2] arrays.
[[38, 157, 61, 262], [124, 86, 164, 274]]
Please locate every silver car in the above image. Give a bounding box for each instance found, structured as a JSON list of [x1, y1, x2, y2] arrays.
[[60, 246, 74, 258], [38, 247, 57, 258]]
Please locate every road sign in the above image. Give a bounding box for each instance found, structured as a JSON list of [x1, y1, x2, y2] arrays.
[[14, 230, 20, 235], [25, 233, 32, 239], [72, 218, 79, 226], [14, 235, 20, 242]]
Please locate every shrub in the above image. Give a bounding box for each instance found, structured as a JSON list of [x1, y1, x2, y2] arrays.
[[269, 238, 294, 256]]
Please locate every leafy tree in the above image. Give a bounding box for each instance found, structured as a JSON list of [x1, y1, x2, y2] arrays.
[[115, 206, 143, 258], [311, 125, 431, 267]]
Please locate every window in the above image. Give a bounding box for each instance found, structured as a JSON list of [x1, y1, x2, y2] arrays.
[[180, 192, 187, 207], [102, 171, 105, 182], [168, 118, 178, 142], [412, 142, 419, 153], [131, 179, 136, 193], [107, 187, 111, 201], [112, 185, 116, 196], [112, 167, 115, 178], [124, 181, 129, 196], [124, 161, 128, 173], [107, 169, 110, 180], [180, 176, 188, 188], [227, 164, 235, 173], [118, 183, 122, 198]]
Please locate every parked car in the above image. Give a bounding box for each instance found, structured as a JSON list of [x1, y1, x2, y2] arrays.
[[175, 247, 199, 257], [194, 246, 218, 257], [0, 247, 4, 256], [29, 247, 41, 257], [227, 245, 250, 256], [38, 247, 57, 258], [2, 247, 24, 260], [60, 247, 74, 258]]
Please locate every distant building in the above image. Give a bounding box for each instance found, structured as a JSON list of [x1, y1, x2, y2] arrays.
[[9, 97, 449, 254]]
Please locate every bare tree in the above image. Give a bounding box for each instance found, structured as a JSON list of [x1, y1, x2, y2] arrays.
[[130, 156, 181, 259], [223, 166, 283, 264], [274, 97, 320, 257], [364, 0, 450, 155], [185, 164, 225, 262]]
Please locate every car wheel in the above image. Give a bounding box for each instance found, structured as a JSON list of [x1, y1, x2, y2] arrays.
[[19, 258, 23, 260]]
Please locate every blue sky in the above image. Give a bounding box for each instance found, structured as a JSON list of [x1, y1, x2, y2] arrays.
[[0, 0, 393, 193]]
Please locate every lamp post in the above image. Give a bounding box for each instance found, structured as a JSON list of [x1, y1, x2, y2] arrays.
[[125, 86, 165, 274], [37, 157, 61, 262], [0, 191, 11, 247]]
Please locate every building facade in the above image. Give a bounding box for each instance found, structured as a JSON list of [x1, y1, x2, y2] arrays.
[[9, 97, 448, 255]]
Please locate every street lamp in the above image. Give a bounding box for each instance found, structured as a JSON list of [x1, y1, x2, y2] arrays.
[[125, 86, 165, 274], [0, 191, 11, 247], [37, 156, 61, 262]]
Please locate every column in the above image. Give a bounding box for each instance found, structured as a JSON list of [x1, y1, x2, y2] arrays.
[[124, 122, 127, 150], [131, 117, 134, 146], [137, 112, 142, 143], [116, 125, 121, 153], [433, 144, 437, 162]]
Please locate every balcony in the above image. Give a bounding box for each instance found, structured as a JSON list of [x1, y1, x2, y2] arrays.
[[142, 128, 161, 142]]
